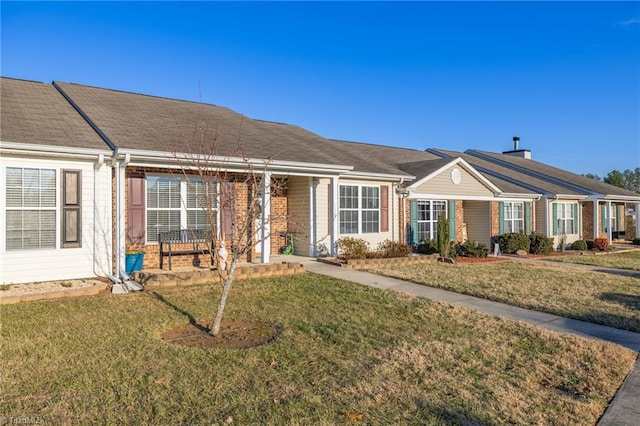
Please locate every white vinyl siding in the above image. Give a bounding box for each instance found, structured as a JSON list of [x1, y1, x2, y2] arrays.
[[5, 167, 57, 250]]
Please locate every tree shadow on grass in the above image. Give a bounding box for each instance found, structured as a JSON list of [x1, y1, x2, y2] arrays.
[[599, 293, 640, 311], [592, 268, 640, 278], [150, 291, 208, 332]]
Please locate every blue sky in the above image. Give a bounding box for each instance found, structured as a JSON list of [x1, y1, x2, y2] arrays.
[[2, 1, 639, 176]]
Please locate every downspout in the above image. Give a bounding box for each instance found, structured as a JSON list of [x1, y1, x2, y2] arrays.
[[53, 82, 141, 292]]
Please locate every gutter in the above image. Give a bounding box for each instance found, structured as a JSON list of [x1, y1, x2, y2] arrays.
[[53, 82, 142, 293]]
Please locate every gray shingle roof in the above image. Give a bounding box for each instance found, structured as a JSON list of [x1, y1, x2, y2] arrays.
[[54, 81, 462, 179], [427, 148, 542, 195], [468, 150, 640, 198], [0, 77, 107, 150]]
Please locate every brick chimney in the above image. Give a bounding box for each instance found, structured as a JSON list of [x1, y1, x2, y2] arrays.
[[502, 136, 531, 159]]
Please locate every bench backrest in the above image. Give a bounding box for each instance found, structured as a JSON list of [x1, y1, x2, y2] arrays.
[[158, 229, 212, 243]]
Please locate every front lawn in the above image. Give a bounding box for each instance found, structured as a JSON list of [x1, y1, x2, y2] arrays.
[[368, 261, 640, 332], [544, 250, 640, 271], [0, 274, 635, 424]]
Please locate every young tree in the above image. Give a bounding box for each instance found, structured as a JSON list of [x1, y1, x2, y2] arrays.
[[172, 117, 286, 337], [436, 214, 450, 259]]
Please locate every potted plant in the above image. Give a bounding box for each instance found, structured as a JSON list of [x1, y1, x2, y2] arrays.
[[125, 248, 145, 274]]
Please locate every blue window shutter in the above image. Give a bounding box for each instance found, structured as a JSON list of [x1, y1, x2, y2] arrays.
[[573, 203, 579, 234], [552, 203, 558, 236], [410, 200, 418, 243], [449, 200, 456, 241], [600, 204, 606, 233], [524, 202, 531, 235], [498, 202, 504, 235], [615, 204, 621, 232]]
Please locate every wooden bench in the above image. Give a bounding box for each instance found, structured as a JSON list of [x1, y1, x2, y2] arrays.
[[159, 229, 213, 270]]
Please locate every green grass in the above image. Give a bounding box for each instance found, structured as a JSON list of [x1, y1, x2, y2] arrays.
[[368, 261, 640, 332], [545, 250, 640, 271], [0, 273, 635, 424]]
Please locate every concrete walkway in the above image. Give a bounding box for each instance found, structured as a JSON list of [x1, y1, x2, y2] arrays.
[[284, 256, 640, 426]]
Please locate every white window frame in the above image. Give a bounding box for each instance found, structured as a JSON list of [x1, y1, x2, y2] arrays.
[[416, 200, 447, 242], [339, 184, 380, 234], [5, 167, 57, 251], [146, 175, 218, 243], [503, 202, 524, 233], [556, 202, 575, 235]]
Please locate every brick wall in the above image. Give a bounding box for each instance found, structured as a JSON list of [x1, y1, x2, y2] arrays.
[[455, 200, 465, 242], [121, 167, 291, 270], [490, 201, 499, 237], [582, 202, 594, 240]]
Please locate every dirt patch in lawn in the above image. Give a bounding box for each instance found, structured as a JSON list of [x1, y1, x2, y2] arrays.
[[161, 318, 280, 350]]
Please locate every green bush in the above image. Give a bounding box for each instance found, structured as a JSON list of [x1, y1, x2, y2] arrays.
[[585, 240, 595, 250], [414, 240, 438, 255], [375, 240, 412, 258], [456, 241, 488, 258], [337, 237, 369, 260], [498, 233, 531, 254], [632, 238, 640, 246], [570, 240, 587, 251], [529, 232, 554, 255]]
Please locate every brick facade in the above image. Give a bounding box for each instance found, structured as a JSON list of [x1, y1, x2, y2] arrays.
[[122, 167, 290, 270]]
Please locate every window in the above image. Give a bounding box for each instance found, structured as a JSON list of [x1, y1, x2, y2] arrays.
[[556, 202, 576, 235], [339, 185, 379, 234], [503, 202, 524, 233], [416, 200, 447, 242], [146, 176, 218, 242], [5, 167, 57, 250]]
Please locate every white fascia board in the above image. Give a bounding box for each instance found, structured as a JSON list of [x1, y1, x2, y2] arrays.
[[0, 141, 112, 159], [121, 149, 353, 175], [407, 157, 503, 194], [340, 171, 415, 181], [496, 193, 542, 201], [408, 193, 499, 201], [601, 195, 640, 202], [552, 194, 589, 200]]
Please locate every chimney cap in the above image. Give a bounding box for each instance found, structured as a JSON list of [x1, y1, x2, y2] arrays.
[[513, 136, 520, 142]]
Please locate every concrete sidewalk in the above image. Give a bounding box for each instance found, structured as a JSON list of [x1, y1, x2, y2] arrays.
[[295, 258, 640, 425]]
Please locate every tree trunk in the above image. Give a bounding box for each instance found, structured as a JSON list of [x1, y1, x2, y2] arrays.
[[209, 262, 237, 336]]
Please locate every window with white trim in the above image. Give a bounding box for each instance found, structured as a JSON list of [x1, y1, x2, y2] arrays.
[[5, 167, 57, 250], [339, 185, 380, 234], [503, 202, 524, 233], [556, 202, 575, 235], [146, 176, 218, 242], [416, 200, 446, 242]]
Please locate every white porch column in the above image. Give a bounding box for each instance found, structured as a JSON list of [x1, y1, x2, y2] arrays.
[[330, 176, 339, 256], [636, 203, 640, 239], [309, 177, 317, 257], [593, 200, 599, 240], [259, 172, 271, 263], [607, 200, 613, 242]]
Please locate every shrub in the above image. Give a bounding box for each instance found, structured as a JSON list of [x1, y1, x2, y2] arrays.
[[456, 241, 488, 258], [413, 240, 438, 255], [437, 215, 450, 258], [528, 232, 554, 255], [498, 233, 531, 254], [375, 240, 412, 258], [570, 240, 587, 251], [585, 240, 595, 250], [633, 238, 640, 246], [594, 237, 609, 251], [337, 237, 369, 260]]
